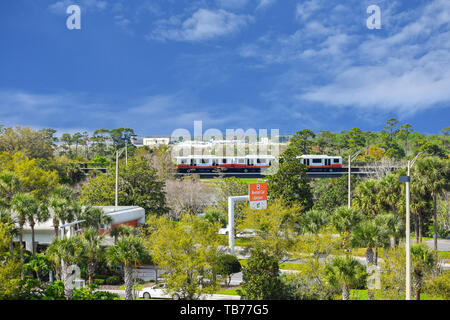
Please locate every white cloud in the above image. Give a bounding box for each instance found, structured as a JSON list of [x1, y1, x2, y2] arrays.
[[296, 0, 322, 21], [256, 0, 277, 10], [239, 0, 450, 115], [48, 0, 107, 14], [150, 9, 253, 42], [0, 90, 249, 133], [299, 0, 450, 114]]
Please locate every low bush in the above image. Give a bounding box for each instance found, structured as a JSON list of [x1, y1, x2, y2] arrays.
[[105, 275, 121, 285]]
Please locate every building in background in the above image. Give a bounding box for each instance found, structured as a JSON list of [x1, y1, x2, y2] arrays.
[[15, 206, 146, 252], [143, 136, 170, 146]]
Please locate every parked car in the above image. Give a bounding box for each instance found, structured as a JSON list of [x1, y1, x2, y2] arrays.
[[218, 228, 229, 235], [236, 229, 260, 238], [138, 283, 180, 300]]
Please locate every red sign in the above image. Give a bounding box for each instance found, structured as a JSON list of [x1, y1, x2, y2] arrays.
[[249, 183, 267, 209]]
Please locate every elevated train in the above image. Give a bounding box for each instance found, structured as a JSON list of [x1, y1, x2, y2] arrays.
[[176, 155, 343, 174]]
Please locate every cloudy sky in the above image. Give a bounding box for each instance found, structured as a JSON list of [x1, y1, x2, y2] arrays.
[[0, 0, 449, 136]]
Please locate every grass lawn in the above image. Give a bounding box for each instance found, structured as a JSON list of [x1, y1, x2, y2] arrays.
[[279, 262, 307, 271], [200, 178, 267, 185], [215, 288, 241, 296], [351, 247, 450, 260], [350, 289, 444, 300], [438, 251, 450, 259], [119, 284, 144, 291], [236, 178, 268, 184]]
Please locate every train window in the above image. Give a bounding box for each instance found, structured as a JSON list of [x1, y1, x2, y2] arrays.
[[201, 159, 208, 164], [333, 158, 340, 163], [222, 159, 227, 164], [312, 159, 322, 163], [181, 160, 186, 164], [257, 159, 262, 164], [238, 158, 245, 164]]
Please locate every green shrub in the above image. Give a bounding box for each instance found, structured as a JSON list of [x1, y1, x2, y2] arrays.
[[73, 286, 119, 300], [214, 254, 242, 286], [105, 275, 121, 285], [425, 272, 450, 300], [93, 278, 105, 286], [44, 281, 66, 300]]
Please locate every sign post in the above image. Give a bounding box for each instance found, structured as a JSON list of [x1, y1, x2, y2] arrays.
[[249, 183, 268, 210], [228, 196, 249, 256]]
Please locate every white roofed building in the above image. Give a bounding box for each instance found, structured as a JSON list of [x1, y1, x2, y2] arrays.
[[14, 206, 146, 253]]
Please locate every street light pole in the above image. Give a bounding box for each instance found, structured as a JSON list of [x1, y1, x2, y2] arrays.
[[404, 152, 423, 300], [125, 139, 128, 166], [405, 160, 411, 300], [115, 149, 119, 208], [114, 146, 127, 208], [348, 155, 351, 209]]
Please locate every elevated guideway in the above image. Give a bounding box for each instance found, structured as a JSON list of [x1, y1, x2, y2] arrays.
[[79, 161, 406, 179]]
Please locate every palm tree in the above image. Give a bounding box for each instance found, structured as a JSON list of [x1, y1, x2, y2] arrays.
[[11, 193, 37, 276], [298, 210, 328, 235], [50, 184, 75, 202], [46, 236, 84, 300], [0, 171, 22, 203], [330, 207, 363, 251], [48, 196, 72, 238], [106, 235, 148, 300], [110, 224, 135, 244], [79, 206, 112, 231], [379, 174, 402, 217], [0, 207, 19, 258], [354, 179, 381, 217], [325, 256, 366, 300], [410, 173, 432, 243], [411, 243, 436, 300], [80, 228, 105, 286], [351, 220, 390, 266], [414, 157, 450, 252], [375, 214, 405, 249], [27, 200, 50, 258]]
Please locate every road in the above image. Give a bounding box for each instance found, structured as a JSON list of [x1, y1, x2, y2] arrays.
[[426, 239, 450, 252], [107, 239, 450, 300], [102, 288, 241, 300], [135, 239, 450, 284]]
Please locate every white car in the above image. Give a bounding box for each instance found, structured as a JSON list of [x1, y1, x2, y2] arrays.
[[138, 283, 181, 300], [236, 229, 260, 238], [218, 228, 229, 235]]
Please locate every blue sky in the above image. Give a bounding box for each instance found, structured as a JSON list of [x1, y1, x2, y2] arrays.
[[0, 0, 449, 137]]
